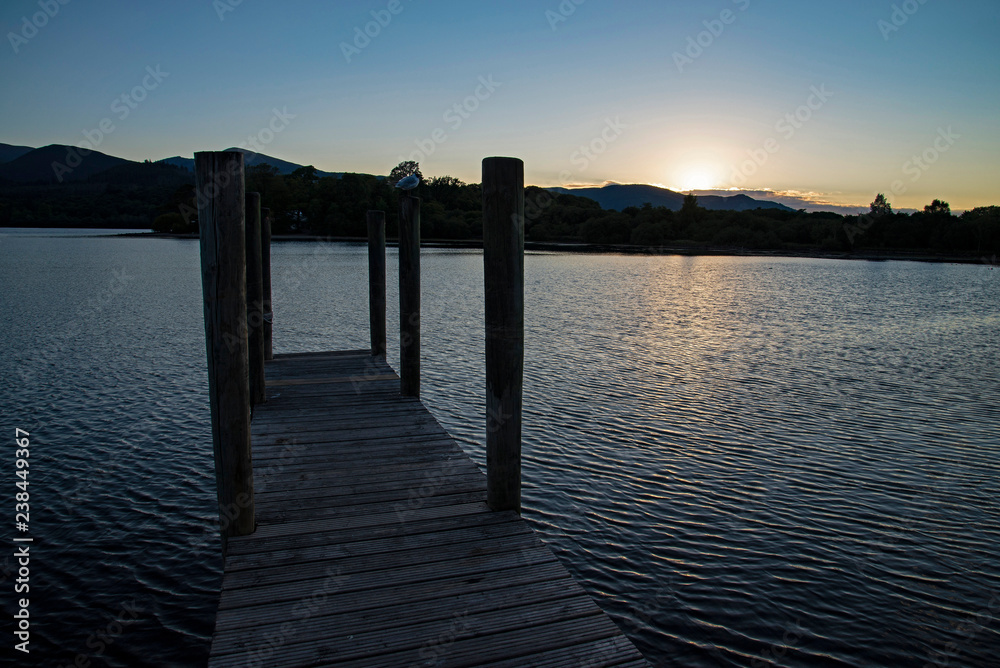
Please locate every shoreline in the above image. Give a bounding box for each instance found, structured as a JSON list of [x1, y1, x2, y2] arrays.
[[4, 227, 990, 266], [118, 231, 994, 266]]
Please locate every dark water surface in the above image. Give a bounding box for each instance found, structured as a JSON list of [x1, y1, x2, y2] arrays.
[[1, 230, 997, 667]]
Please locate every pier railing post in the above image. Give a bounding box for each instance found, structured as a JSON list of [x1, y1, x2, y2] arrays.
[[482, 157, 524, 513], [399, 195, 420, 397], [245, 192, 265, 405], [261, 207, 273, 361], [196, 150, 255, 550], [368, 210, 387, 360]]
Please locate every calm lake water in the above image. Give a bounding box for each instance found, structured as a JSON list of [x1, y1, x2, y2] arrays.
[[1, 229, 998, 667]]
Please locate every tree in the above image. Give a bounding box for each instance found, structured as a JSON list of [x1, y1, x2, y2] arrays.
[[388, 161, 423, 185], [291, 165, 319, 182], [924, 199, 950, 215], [870, 193, 892, 216], [681, 194, 699, 214], [679, 193, 704, 227]]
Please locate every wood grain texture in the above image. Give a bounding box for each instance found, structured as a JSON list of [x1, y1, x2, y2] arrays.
[[208, 350, 647, 667], [261, 207, 273, 361], [245, 192, 265, 405], [398, 195, 420, 398], [482, 157, 525, 513], [196, 151, 254, 546], [367, 210, 387, 360]]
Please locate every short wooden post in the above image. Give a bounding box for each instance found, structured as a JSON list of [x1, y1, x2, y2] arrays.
[[245, 192, 265, 405], [261, 207, 273, 361], [367, 210, 387, 360], [196, 150, 255, 550], [399, 195, 420, 397], [482, 157, 524, 513]]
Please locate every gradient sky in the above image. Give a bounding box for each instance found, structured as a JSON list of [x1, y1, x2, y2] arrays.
[[2, 0, 997, 212]]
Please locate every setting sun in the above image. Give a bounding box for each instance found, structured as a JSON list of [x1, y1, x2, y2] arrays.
[[674, 165, 720, 192]]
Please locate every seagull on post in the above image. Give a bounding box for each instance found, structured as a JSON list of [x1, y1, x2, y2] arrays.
[[394, 174, 420, 191]]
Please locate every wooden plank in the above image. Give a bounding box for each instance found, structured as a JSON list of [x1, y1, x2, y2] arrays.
[[208, 350, 648, 667], [474, 635, 647, 668], [218, 560, 569, 631], [266, 373, 398, 387], [224, 508, 518, 557], [222, 517, 532, 573], [331, 614, 637, 668], [214, 603, 609, 667], [213, 578, 586, 658], [218, 538, 555, 611]]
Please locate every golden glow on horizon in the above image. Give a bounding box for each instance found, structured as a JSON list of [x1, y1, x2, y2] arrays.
[[673, 165, 721, 193]]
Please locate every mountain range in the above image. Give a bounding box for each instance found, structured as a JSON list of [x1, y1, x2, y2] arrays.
[[0, 142, 794, 213], [549, 184, 796, 213]]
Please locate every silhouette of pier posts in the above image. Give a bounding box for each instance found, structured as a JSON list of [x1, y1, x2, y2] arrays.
[[195, 150, 255, 551]]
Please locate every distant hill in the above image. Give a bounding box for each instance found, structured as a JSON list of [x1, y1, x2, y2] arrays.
[[0, 144, 132, 183], [87, 160, 194, 188], [159, 149, 341, 178], [548, 183, 796, 213], [0, 143, 34, 164]]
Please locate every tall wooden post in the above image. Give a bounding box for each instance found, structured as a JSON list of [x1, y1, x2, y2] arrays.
[[399, 195, 420, 397], [196, 150, 255, 550], [261, 207, 273, 361], [482, 157, 524, 513], [367, 210, 387, 360], [245, 192, 265, 406]]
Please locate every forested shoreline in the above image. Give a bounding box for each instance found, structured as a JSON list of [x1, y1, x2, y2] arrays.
[[2, 161, 998, 258]]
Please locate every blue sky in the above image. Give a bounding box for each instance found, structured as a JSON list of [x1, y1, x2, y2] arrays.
[[2, 0, 997, 212]]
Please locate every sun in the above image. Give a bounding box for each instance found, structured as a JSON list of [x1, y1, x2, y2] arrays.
[[667, 161, 721, 192], [675, 167, 718, 192]]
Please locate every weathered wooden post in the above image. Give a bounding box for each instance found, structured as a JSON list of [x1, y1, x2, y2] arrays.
[[261, 207, 273, 361], [245, 192, 265, 405], [482, 157, 524, 513], [399, 195, 420, 397], [367, 210, 387, 360], [196, 150, 255, 549]]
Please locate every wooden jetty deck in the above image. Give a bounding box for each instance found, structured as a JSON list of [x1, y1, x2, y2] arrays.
[[208, 350, 648, 667]]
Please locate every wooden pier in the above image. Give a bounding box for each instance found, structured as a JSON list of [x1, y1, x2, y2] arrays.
[[195, 152, 648, 666], [208, 351, 648, 666]]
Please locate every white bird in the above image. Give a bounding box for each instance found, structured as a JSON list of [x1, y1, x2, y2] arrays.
[[394, 174, 420, 191]]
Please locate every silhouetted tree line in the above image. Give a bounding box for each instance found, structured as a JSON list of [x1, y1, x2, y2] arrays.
[[2, 162, 997, 257], [0, 161, 193, 229]]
